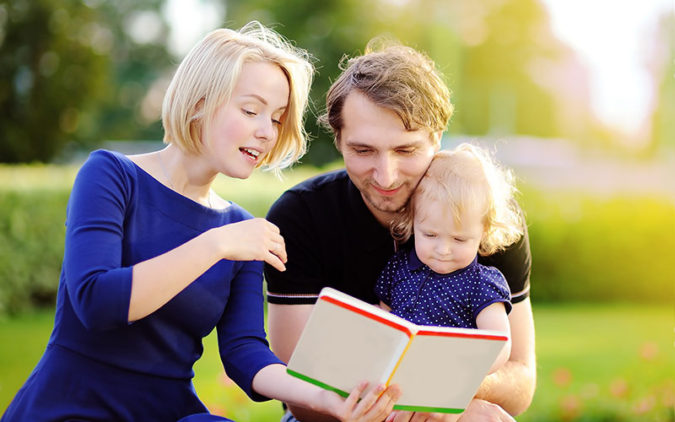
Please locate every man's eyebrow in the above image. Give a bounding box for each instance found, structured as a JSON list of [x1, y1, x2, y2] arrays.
[[343, 140, 371, 148]]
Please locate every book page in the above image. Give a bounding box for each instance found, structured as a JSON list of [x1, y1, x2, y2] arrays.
[[390, 330, 507, 413], [287, 290, 411, 397]]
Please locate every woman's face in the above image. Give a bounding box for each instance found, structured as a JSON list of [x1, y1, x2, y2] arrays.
[[205, 61, 290, 179]]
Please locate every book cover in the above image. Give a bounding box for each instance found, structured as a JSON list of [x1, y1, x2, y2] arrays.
[[286, 287, 508, 414]]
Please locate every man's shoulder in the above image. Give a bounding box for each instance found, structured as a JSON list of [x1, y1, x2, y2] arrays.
[[268, 169, 351, 214], [286, 168, 350, 195]]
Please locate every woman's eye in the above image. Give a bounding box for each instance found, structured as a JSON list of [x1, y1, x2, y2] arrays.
[[243, 109, 256, 116]]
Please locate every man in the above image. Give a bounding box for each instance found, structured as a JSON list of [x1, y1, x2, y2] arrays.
[[265, 40, 536, 422]]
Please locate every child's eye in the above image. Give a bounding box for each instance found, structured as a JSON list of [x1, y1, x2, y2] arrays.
[[424, 233, 436, 238], [454, 237, 466, 243], [242, 109, 256, 116]]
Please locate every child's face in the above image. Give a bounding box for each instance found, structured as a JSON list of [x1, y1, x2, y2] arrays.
[[413, 198, 484, 275]]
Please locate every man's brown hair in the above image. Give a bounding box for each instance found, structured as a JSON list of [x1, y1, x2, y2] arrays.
[[319, 38, 453, 147]]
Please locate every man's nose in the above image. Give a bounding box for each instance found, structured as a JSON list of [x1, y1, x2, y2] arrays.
[[373, 154, 398, 188]]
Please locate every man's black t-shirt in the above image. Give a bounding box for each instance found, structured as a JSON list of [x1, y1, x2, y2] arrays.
[[265, 170, 531, 305]]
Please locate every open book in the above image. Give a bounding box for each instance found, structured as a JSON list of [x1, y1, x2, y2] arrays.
[[287, 287, 508, 414]]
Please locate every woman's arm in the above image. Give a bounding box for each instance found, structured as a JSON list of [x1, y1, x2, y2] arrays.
[[129, 217, 286, 322], [252, 364, 401, 422]]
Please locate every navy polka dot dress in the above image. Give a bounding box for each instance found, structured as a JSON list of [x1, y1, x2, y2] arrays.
[[375, 248, 512, 328]]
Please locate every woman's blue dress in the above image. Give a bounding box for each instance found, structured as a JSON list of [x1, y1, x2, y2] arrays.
[[2, 150, 282, 421]]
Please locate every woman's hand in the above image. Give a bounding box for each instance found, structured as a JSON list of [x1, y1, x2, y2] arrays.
[[324, 382, 401, 422], [212, 218, 287, 271]]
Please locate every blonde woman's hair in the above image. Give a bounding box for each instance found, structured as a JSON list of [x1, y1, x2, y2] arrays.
[[392, 143, 524, 256], [318, 37, 453, 148], [162, 21, 314, 173]]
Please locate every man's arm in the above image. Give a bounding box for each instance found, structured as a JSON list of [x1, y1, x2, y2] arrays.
[[472, 298, 536, 416]]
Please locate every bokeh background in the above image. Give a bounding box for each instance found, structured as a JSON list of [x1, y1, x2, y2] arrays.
[[1, 0, 674, 420]]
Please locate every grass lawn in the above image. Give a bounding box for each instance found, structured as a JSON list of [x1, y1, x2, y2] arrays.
[[1, 303, 673, 421]]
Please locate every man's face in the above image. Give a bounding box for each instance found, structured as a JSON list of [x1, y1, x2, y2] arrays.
[[338, 91, 439, 226]]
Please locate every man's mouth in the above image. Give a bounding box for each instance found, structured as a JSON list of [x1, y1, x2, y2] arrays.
[[372, 184, 402, 196]]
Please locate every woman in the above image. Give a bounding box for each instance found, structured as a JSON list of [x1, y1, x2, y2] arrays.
[[2, 22, 399, 422]]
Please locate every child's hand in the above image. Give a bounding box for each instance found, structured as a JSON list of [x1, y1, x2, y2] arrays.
[[324, 381, 401, 422], [212, 218, 287, 271]]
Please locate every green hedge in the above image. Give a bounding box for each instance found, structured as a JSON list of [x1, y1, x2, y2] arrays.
[[1, 166, 674, 316], [522, 190, 675, 304], [0, 189, 69, 315]]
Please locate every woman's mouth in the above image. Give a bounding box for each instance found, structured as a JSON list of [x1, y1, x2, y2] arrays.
[[240, 147, 261, 162]]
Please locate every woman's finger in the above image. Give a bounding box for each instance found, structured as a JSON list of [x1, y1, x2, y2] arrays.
[[353, 383, 385, 416], [344, 380, 369, 412], [266, 252, 286, 272]]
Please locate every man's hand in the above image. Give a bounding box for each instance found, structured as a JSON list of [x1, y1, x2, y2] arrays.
[[386, 411, 459, 422], [456, 399, 515, 421], [385, 398, 515, 422]]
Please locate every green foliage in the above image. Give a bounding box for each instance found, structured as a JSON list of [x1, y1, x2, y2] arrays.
[[0, 0, 172, 163], [522, 189, 675, 303], [0, 189, 68, 315], [0, 0, 109, 162], [0, 164, 76, 315]]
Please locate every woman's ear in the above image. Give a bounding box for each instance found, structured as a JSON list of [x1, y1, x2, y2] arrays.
[[190, 98, 206, 147]]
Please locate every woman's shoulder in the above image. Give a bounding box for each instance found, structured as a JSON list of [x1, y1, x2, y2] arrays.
[[80, 149, 136, 177]]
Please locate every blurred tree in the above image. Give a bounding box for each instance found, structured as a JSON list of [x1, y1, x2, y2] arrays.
[[0, 0, 108, 162], [458, 0, 562, 137], [89, 0, 172, 143], [648, 10, 675, 154], [0, 0, 171, 163]]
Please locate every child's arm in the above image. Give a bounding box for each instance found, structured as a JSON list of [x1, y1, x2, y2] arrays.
[[252, 363, 401, 422], [379, 301, 392, 312], [475, 302, 512, 374]]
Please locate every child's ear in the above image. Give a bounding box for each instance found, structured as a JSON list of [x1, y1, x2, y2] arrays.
[[431, 131, 442, 151]]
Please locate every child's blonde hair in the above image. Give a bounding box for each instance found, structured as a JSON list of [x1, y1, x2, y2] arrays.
[[392, 143, 524, 255], [162, 21, 314, 173]]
